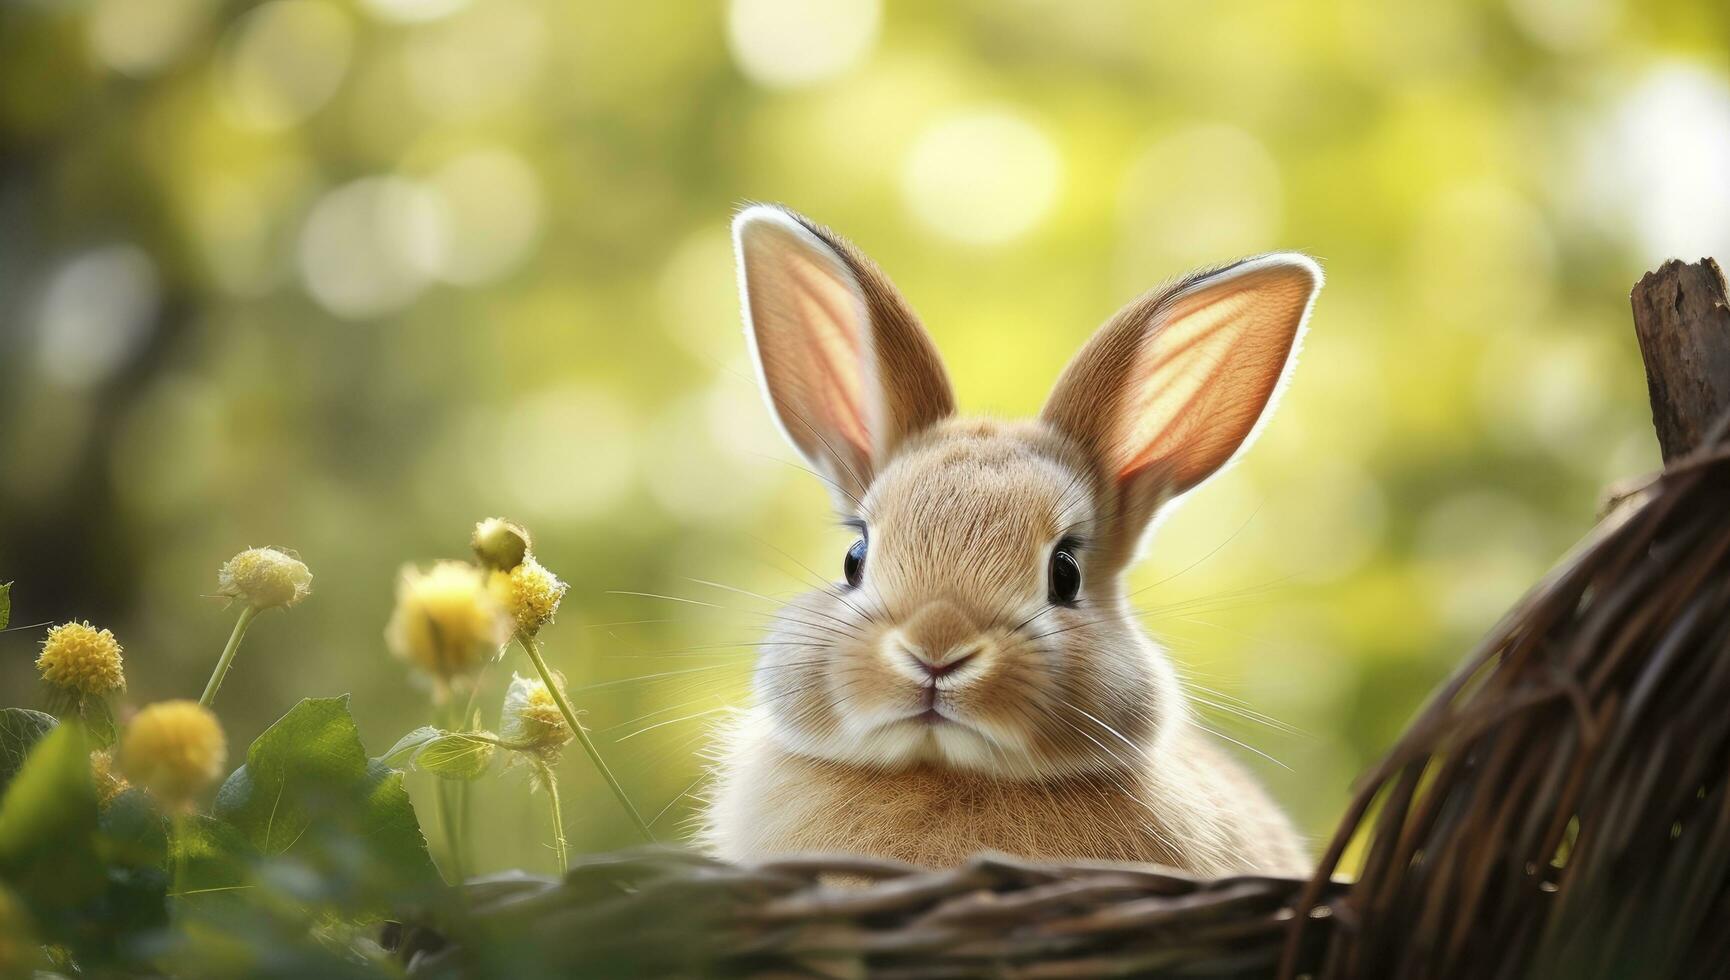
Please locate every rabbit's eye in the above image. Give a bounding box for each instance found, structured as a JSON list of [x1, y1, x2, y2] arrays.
[[843, 537, 867, 588], [1048, 544, 1082, 605]]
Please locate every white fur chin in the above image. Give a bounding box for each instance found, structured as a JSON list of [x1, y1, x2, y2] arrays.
[[775, 714, 1045, 778]]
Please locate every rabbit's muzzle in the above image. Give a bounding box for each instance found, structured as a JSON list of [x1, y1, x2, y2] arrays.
[[882, 599, 997, 705]]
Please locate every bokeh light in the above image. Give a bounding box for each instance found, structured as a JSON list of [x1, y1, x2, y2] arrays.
[[219, 0, 354, 131], [1583, 63, 1730, 263], [902, 109, 1063, 245], [87, 0, 214, 77], [727, 0, 881, 89], [33, 245, 159, 389], [1116, 124, 1283, 285], [297, 176, 446, 319], [421, 148, 544, 286], [402, 1, 546, 119], [361, 0, 471, 25]]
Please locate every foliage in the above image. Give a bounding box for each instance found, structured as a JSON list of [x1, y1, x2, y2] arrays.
[[0, 691, 444, 974], [215, 697, 440, 908], [0, 522, 618, 971]]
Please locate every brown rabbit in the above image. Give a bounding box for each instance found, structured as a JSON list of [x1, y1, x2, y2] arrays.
[[702, 205, 1319, 876]]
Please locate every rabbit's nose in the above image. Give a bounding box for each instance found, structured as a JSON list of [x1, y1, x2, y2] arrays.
[[904, 639, 986, 680], [900, 599, 977, 655], [891, 599, 989, 682]]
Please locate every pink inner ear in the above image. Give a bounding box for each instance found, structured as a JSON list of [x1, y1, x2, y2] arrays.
[[747, 231, 872, 465], [1116, 273, 1307, 489]]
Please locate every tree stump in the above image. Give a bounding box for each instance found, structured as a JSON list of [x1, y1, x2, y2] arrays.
[[1630, 258, 1730, 461]]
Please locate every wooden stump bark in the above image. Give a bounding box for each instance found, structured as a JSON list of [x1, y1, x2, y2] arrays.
[[1630, 258, 1730, 462]]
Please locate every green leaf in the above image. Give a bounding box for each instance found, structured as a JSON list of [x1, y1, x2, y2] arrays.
[[381, 726, 497, 781], [0, 749, 177, 966], [214, 696, 370, 854], [379, 726, 440, 768], [78, 697, 117, 750], [415, 731, 497, 780], [0, 581, 10, 630], [0, 723, 106, 934], [94, 789, 171, 945], [212, 697, 438, 909], [357, 760, 441, 887], [0, 708, 58, 797], [173, 813, 258, 899], [97, 788, 167, 869]]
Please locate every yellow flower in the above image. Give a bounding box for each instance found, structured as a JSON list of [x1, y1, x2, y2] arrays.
[[472, 517, 532, 572], [491, 555, 568, 637], [217, 547, 313, 610], [90, 748, 131, 804], [121, 700, 227, 809], [36, 621, 126, 697], [500, 672, 573, 763], [385, 561, 512, 692]]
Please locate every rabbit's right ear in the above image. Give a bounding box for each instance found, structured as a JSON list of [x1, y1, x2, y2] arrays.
[[1043, 254, 1321, 552], [733, 205, 955, 510]]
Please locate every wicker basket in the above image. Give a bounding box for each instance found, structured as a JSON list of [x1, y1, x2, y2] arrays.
[[392, 264, 1730, 979]]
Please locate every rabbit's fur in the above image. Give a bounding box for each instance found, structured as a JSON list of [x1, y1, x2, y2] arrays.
[[703, 205, 1319, 876]]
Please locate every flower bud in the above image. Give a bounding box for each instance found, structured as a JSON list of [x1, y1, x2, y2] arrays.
[[500, 672, 573, 762], [36, 621, 126, 698], [217, 547, 313, 610], [491, 555, 568, 637], [121, 700, 227, 809], [385, 561, 512, 693], [471, 518, 531, 572]]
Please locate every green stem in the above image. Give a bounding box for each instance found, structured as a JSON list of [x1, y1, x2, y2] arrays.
[[453, 684, 480, 875], [436, 700, 467, 885], [516, 632, 654, 842], [169, 810, 189, 899], [534, 760, 569, 872], [199, 605, 260, 707]]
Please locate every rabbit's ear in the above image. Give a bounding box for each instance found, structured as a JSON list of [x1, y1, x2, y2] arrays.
[[1043, 253, 1321, 505], [734, 205, 955, 508]]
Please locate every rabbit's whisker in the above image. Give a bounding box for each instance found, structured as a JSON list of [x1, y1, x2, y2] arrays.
[[1186, 693, 1307, 738], [601, 690, 736, 733], [615, 705, 734, 742], [769, 397, 873, 511], [1131, 575, 1297, 619], [1045, 705, 1183, 855], [607, 588, 862, 643], [649, 771, 711, 829], [1063, 701, 1142, 756], [743, 534, 878, 623], [1150, 614, 1261, 643], [582, 618, 679, 629], [1023, 614, 1111, 644], [572, 661, 745, 693], [1187, 720, 1291, 772], [1128, 507, 1262, 598], [743, 450, 873, 520], [686, 577, 864, 637]]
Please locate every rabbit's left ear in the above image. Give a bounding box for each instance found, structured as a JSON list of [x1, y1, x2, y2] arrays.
[[1043, 254, 1321, 501], [734, 205, 955, 510]]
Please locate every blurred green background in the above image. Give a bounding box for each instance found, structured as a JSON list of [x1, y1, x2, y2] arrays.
[[2, 0, 1728, 873]]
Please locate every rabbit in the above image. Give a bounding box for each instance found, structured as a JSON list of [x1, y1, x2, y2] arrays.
[[701, 204, 1320, 877]]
